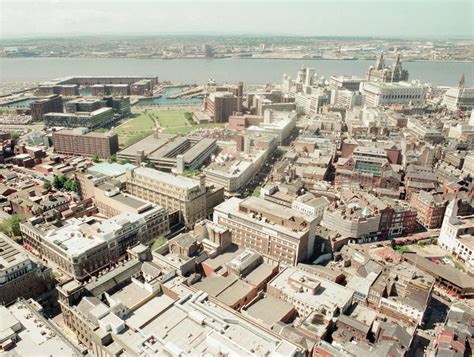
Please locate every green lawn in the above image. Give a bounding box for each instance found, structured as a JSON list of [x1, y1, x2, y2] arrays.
[[113, 109, 157, 147], [114, 108, 226, 146], [393, 245, 412, 254], [154, 109, 189, 128]]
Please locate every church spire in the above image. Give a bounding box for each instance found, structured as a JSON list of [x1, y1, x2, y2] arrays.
[[376, 52, 385, 70], [459, 73, 465, 88]]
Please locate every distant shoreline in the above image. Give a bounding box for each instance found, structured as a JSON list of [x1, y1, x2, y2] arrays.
[[1, 56, 473, 64]]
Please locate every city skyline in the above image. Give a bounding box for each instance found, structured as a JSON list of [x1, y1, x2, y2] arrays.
[[0, 2, 473, 356], [1, 0, 473, 39]]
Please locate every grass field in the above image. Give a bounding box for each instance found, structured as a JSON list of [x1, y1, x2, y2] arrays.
[[154, 109, 189, 128], [115, 108, 226, 147], [153, 109, 226, 134], [113, 109, 157, 147]]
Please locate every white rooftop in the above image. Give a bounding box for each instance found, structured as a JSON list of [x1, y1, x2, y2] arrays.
[[43, 211, 145, 257], [106, 291, 300, 356], [269, 267, 353, 315], [0, 233, 30, 270], [1, 302, 78, 356], [132, 167, 200, 190]]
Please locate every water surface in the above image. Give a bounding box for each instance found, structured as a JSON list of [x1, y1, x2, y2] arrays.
[[1, 58, 472, 87]]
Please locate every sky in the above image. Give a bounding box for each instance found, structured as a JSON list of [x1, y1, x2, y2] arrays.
[[0, 0, 473, 39]]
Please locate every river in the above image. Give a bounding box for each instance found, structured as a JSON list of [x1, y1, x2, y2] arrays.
[[0, 57, 473, 86]]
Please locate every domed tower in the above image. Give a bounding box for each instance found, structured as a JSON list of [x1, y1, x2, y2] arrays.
[[375, 52, 385, 71]]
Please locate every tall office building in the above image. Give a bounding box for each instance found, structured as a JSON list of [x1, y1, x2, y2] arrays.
[[203, 92, 239, 123], [52, 127, 119, 159], [125, 167, 224, 228], [43, 107, 115, 129], [213, 196, 318, 266], [20, 207, 168, 281], [0, 233, 54, 305], [30, 95, 64, 121]]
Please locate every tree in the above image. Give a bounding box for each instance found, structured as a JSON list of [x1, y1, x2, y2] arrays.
[[108, 154, 117, 164], [43, 180, 52, 190], [184, 112, 194, 124], [52, 175, 67, 190], [10, 131, 20, 141], [151, 236, 168, 251], [0, 214, 25, 238], [64, 179, 77, 192], [92, 155, 101, 163], [182, 169, 201, 178], [146, 160, 156, 169], [252, 186, 261, 197], [120, 159, 131, 165]]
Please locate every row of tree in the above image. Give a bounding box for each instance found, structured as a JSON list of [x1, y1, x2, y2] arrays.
[[0, 214, 24, 238], [43, 175, 77, 192]]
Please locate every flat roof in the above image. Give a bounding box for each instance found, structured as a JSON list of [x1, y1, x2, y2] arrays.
[[110, 281, 152, 309], [126, 293, 175, 330], [269, 267, 353, 314], [244, 263, 275, 286], [245, 295, 294, 327], [216, 279, 254, 306], [88, 162, 137, 177], [111, 192, 150, 210], [203, 244, 243, 270], [0, 233, 30, 270], [1, 302, 79, 356], [183, 138, 216, 163], [148, 136, 188, 160], [119, 133, 176, 158], [55, 128, 116, 138], [42, 212, 147, 257], [193, 274, 237, 297], [402, 252, 474, 289], [240, 196, 304, 221], [215, 197, 309, 239], [131, 167, 200, 190]]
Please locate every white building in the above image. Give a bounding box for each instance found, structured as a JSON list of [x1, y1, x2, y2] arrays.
[[0, 299, 82, 355], [442, 87, 474, 111], [291, 194, 330, 223], [204, 134, 277, 194], [21, 206, 168, 280], [0, 233, 36, 286], [406, 118, 444, 142], [438, 200, 474, 268], [268, 266, 353, 318], [330, 89, 364, 109], [247, 110, 297, 144], [308, 112, 344, 133], [361, 81, 426, 107], [462, 153, 474, 176], [321, 204, 381, 240], [295, 91, 329, 115], [329, 76, 363, 91]]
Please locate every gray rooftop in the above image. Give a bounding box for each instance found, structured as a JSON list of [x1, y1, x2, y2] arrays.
[[0, 233, 30, 271], [245, 295, 294, 327], [119, 134, 174, 157], [131, 167, 200, 189]]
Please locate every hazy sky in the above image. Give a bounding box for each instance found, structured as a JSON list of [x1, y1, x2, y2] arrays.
[[1, 0, 473, 38]]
